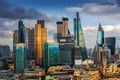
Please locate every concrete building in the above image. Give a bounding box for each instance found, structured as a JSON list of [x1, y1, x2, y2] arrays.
[[56, 17, 68, 37], [13, 30, 19, 53], [0, 70, 13, 78], [24, 68, 45, 80]]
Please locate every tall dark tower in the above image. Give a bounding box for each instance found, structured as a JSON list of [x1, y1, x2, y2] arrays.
[[18, 20, 25, 43], [74, 12, 87, 61]]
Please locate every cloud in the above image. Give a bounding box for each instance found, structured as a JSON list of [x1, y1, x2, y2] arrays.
[[66, 3, 120, 20], [82, 24, 120, 48], [66, 7, 83, 12], [115, 0, 120, 5], [0, 0, 57, 22]]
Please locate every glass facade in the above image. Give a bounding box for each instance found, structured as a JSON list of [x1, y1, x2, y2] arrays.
[[0, 45, 10, 57], [34, 20, 47, 66], [96, 23, 104, 47], [105, 37, 116, 55], [74, 12, 87, 61], [44, 42, 59, 70], [26, 28, 35, 60], [57, 35, 74, 66], [14, 43, 26, 73], [18, 20, 25, 43]]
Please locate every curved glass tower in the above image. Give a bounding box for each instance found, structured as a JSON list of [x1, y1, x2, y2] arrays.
[[96, 23, 104, 47]]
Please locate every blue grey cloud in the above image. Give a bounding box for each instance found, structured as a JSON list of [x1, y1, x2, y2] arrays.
[[0, 0, 57, 22]]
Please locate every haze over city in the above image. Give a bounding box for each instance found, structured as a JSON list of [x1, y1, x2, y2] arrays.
[[0, 0, 120, 49]]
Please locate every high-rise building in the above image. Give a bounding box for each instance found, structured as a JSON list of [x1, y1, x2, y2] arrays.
[[13, 30, 19, 53], [18, 20, 25, 43], [0, 45, 10, 57], [44, 42, 59, 70], [62, 17, 68, 36], [94, 23, 105, 64], [96, 47, 103, 64], [14, 43, 26, 73], [74, 12, 87, 61], [56, 17, 68, 37], [105, 37, 116, 55], [26, 28, 34, 60], [34, 20, 47, 66], [96, 23, 104, 47], [0, 58, 8, 70], [94, 45, 111, 64], [56, 17, 74, 66], [102, 47, 111, 59], [58, 35, 74, 66]]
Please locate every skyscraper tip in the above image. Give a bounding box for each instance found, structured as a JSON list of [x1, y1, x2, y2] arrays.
[[98, 23, 103, 31]]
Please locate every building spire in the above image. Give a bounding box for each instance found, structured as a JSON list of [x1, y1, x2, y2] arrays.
[[98, 23, 103, 31], [76, 12, 79, 19]]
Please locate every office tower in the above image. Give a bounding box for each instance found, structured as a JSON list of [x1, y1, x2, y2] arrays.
[[14, 43, 26, 73], [105, 37, 116, 55], [94, 45, 111, 64], [18, 20, 25, 43], [34, 20, 47, 66], [93, 46, 97, 64], [96, 47, 103, 64], [62, 17, 68, 36], [0, 45, 10, 57], [44, 42, 59, 70], [94, 23, 105, 64], [74, 12, 87, 61], [26, 28, 34, 60], [96, 23, 104, 47], [58, 35, 74, 66], [25, 28, 28, 49], [56, 17, 68, 37], [13, 30, 19, 53], [102, 55, 107, 69], [102, 47, 111, 59], [115, 49, 120, 61], [0, 58, 8, 70]]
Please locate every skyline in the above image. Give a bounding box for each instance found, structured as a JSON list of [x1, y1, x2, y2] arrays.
[[0, 0, 120, 49]]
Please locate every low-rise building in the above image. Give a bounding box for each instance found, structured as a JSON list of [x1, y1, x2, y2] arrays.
[[24, 68, 45, 80]]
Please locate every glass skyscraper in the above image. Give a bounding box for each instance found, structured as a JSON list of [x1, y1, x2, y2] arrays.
[[0, 45, 10, 57], [96, 23, 104, 47], [74, 12, 87, 61], [14, 43, 26, 73], [26, 28, 35, 60], [34, 20, 47, 66], [105, 37, 116, 55], [18, 20, 25, 43], [44, 42, 59, 70], [58, 36, 74, 66]]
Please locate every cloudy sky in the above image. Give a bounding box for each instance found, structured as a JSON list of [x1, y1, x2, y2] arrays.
[[0, 0, 120, 50]]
